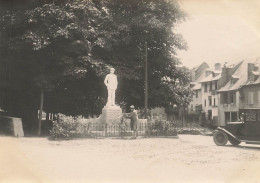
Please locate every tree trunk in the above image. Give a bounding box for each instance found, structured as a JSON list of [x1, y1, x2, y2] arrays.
[[46, 112, 50, 120], [38, 88, 44, 136]]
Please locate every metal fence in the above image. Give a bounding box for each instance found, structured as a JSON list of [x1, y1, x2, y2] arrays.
[[86, 123, 149, 138], [51, 118, 207, 139], [84, 121, 178, 138]]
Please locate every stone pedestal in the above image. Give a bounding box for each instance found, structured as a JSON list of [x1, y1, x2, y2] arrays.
[[101, 106, 122, 124], [0, 116, 24, 137]]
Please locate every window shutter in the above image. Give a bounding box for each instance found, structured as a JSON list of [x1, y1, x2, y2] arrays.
[[254, 92, 258, 104], [248, 92, 251, 105], [233, 92, 236, 104], [220, 93, 223, 104], [227, 93, 231, 104], [248, 92, 254, 105], [258, 91, 260, 104]]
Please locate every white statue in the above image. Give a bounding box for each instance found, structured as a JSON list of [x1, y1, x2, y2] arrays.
[[104, 67, 118, 106]]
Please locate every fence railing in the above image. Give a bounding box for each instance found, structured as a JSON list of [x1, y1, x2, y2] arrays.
[[51, 118, 207, 139], [86, 123, 149, 138], [84, 121, 178, 138]]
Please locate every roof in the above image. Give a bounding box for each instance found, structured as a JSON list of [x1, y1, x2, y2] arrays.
[[189, 62, 209, 91], [199, 74, 221, 83], [218, 58, 260, 92], [244, 73, 260, 86], [192, 83, 201, 90]]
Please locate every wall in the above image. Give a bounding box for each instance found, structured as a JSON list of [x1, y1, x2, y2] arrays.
[[217, 91, 240, 126], [188, 89, 202, 115], [240, 85, 260, 109], [201, 81, 218, 120]]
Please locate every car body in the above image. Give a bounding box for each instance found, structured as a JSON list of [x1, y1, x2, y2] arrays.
[[213, 110, 260, 146]]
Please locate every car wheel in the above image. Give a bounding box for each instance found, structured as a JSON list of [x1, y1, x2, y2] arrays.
[[228, 137, 241, 146], [213, 130, 228, 146]]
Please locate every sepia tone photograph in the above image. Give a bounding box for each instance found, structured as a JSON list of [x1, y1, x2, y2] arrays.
[[0, 0, 260, 182]]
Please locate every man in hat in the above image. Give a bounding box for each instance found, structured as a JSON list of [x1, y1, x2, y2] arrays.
[[124, 105, 138, 139]]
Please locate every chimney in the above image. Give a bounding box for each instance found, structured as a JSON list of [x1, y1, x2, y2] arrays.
[[248, 63, 258, 80], [205, 68, 211, 77], [221, 66, 232, 84], [214, 63, 221, 71]]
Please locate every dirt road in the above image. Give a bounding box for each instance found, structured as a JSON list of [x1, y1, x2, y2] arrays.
[[1, 135, 260, 183]]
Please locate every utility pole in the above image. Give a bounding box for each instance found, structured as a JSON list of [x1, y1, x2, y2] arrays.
[[144, 42, 148, 119], [38, 87, 44, 136]]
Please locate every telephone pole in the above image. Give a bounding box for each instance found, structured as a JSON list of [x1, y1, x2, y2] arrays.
[[144, 42, 148, 119]]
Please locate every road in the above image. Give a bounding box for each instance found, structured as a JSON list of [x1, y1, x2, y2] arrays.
[[0, 135, 260, 183]]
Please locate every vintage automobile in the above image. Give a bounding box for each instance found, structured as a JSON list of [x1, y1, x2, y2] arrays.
[[213, 110, 260, 146]]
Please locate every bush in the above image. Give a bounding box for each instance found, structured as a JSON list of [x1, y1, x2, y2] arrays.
[[50, 114, 91, 139], [149, 119, 177, 136]]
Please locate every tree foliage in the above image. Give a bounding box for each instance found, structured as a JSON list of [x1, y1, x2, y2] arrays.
[[0, 0, 192, 131]]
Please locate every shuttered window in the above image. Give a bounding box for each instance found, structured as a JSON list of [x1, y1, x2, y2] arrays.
[[232, 92, 236, 104], [204, 84, 207, 93], [258, 92, 260, 104], [248, 92, 254, 105], [254, 91, 259, 104], [208, 96, 212, 106]]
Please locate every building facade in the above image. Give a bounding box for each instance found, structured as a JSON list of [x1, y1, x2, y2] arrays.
[[199, 64, 221, 125], [187, 62, 209, 122], [217, 58, 260, 126]]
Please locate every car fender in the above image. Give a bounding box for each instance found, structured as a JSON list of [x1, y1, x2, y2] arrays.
[[215, 127, 240, 141]]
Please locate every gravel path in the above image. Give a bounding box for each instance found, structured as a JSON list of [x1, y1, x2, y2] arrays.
[[1, 135, 260, 183]]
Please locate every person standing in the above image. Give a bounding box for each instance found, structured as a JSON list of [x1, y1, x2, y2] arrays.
[[125, 105, 138, 139], [104, 67, 118, 106]]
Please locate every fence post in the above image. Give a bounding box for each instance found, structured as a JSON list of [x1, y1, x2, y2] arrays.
[[147, 122, 150, 137], [105, 123, 107, 137]]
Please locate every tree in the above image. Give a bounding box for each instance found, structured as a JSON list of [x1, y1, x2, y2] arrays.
[[0, 0, 192, 134], [93, 0, 191, 108], [0, 0, 110, 133]]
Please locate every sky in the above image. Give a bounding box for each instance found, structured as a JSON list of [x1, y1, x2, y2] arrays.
[[176, 0, 260, 69]]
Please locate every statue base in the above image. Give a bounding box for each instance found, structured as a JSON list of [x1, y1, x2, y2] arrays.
[[101, 105, 122, 124]]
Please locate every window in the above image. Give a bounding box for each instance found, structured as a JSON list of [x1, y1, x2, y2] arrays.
[[225, 112, 230, 123], [208, 96, 212, 106], [254, 92, 259, 104], [208, 110, 212, 120], [204, 84, 207, 93], [259, 92, 260, 104], [258, 110, 260, 121], [215, 82, 218, 90], [231, 112, 238, 122], [230, 92, 236, 104], [213, 98, 216, 106], [209, 83, 212, 91], [204, 99, 206, 107], [221, 93, 228, 104], [225, 112, 238, 123], [245, 110, 256, 121], [191, 104, 193, 111], [248, 92, 254, 105], [196, 91, 198, 98]]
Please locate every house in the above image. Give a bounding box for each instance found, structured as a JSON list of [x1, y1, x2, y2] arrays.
[[199, 63, 222, 126], [217, 58, 260, 126], [239, 69, 260, 122], [187, 62, 209, 122]]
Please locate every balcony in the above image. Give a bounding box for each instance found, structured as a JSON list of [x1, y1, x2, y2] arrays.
[[221, 103, 237, 109], [210, 90, 217, 95]]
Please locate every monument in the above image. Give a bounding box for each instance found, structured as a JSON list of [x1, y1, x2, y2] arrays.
[[83, 67, 147, 137], [101, 67, 122, 124]]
